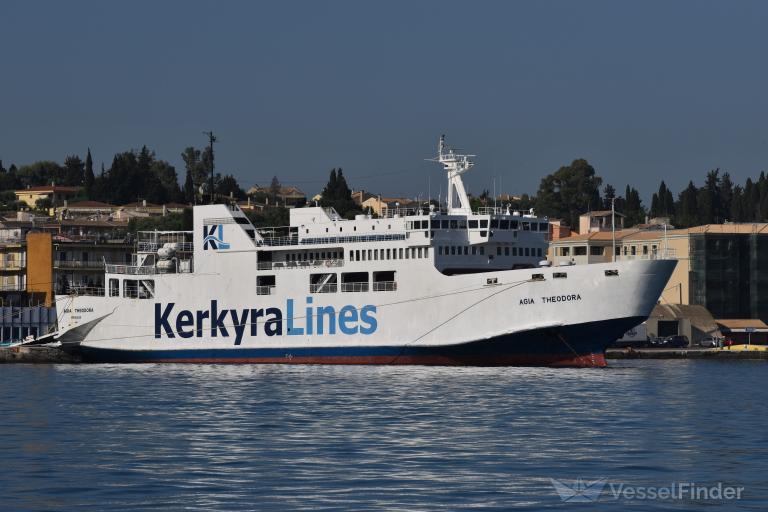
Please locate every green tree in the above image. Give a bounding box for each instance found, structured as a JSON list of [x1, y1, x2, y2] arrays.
[[535, 159, 602, 229], [269, 176, 281, 204], [319, 167, 360, 218], [62, 155, 85, 185], [697, 169, 721, 224], [676, 181, 699, 227], [216, 174, 246, 200], [17, 161, 63, 187], [84, 148, 95, 197]]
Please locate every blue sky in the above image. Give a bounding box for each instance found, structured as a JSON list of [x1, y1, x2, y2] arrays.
[[1, 0, 766, 201]]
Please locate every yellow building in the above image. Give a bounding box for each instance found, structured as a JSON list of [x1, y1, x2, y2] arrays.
[[15, 185, 82, 209]]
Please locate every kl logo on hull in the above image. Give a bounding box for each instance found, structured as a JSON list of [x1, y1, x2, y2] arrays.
[[203, 225, 230, 250]]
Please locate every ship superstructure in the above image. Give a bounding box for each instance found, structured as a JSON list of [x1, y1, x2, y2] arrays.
[[54, 137, 676, 366]]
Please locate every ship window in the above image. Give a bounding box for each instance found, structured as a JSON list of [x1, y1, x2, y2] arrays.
[[412, 248, 417, 258], [462, 246, 467, 255], [353, 226, 357, 231], [469, 220, 478, 229], [496, 246, 502, 256], [392, 249, 397, 259], [399, 248, 403, 259], [341, 272, 368, 292], [418, 248, 423, 258], [511, 221, 519, 229], [109, 278, 119, 297], [472, 247, 477, 255], [306, 229, 309, 234], [605, 269, 619, 276], [480, 231, 487, 237], [257, 275, 276, 295], [531, 274, 545, 281], [387, 249, 391, 259], [530, 223, 538, 231], [349, 251, 354, 261], [540, 223, 548, 231], [486, 277, 498, 285], [504, 247, 510, 256], [441, 220, 449, 229], [123, 279, 139, 298], [553, 272, 567, 279], [309, 273, 337, 293], [480, 247, 485, 255], [374, 250, 378, 260], [458, 221, 466, 229], [380, 249, 384, 260], [373, 271, 396, 292], [388, 224, 391, 229], [439, 246, 443, 255], [451, 246, 456, 255], [368, 249, 372, 260], [524, 248, 530, 256], [450, 220, 458, 229], [537, 248, 543, 257], [522, 222, 530, 231], [480, 220, 488, 228], [405, 249, 409, 259], [491, 219, 499, 228], [326, 228, 329, 233]]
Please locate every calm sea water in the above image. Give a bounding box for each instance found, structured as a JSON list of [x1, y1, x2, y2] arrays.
[[1, 360, 766, 511]]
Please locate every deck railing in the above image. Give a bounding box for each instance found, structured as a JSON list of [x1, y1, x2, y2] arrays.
[[372, 281, 397, 292], [341, 282, 369, 293]]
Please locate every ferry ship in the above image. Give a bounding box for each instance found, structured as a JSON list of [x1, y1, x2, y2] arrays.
[[54, 137, 676, 366]]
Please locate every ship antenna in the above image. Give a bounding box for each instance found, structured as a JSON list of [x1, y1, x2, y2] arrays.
[[426, 135, 474, 215]]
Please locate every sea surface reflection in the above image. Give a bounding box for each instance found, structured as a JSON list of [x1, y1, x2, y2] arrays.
[[1, 361, 766, 510]]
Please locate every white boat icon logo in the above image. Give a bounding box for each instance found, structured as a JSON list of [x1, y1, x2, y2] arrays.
[[550, 477, 607, 502]]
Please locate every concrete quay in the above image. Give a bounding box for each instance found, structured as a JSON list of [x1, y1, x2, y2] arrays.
[[0, 346, 80, 363]]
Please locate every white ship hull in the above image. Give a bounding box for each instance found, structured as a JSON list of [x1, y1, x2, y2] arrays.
[[56, 257, 675, 367]]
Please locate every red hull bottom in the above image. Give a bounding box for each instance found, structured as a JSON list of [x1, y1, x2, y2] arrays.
[[123, 353, 608, 368]]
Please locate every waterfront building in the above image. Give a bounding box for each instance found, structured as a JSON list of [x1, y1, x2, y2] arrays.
[[549, 223, 768, 322], [14, 185, 82, 209], [578, 210, 624, 234]]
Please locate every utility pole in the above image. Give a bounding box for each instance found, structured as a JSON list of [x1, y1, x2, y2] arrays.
[[203, 131, 216, 204]]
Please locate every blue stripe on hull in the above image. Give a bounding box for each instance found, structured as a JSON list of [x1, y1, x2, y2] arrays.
[[76, 316, 644, 367]]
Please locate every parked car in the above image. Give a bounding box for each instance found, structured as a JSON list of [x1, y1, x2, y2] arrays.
[[663, 335, 690, 348], [698, 336, 720, 348], [647, 336, 667, 348]]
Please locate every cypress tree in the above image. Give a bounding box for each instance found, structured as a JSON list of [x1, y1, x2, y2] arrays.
[[84, 148, 95, 197]]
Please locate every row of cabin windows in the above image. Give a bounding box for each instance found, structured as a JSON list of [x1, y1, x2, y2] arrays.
[[407, 219, 547, 231], [490, 220, 547, 231], [495, 246, 543, 258], [348, 247, 429, 262], [317, 224, 394, 234], [439, 246, 543, 258], [109, 278, 155, 299], [286, 251, 340, 262], [556, 244, 659, 257], [440, 245, 484, 256]]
